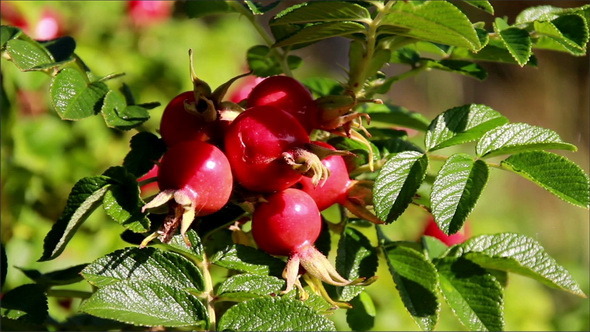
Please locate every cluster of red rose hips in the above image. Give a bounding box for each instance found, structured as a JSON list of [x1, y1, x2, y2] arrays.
[[138, 61, 379, 304]]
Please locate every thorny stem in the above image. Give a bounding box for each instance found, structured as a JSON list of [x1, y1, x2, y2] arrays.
[[229, 1, 293, 77]]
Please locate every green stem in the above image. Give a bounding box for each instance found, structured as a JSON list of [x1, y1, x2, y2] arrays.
[[229, 1, 293, 77], [46, 289, 93, 299], [197, 254, 217, 331]]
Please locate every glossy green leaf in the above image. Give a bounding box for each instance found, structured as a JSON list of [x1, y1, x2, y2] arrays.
[[101, 90, 150, 130], [462, 0, 494, 14], [5, 38, 53, 71], [382, 244, 440, 331], [18, 264, 86, 287], [273, 21, 366, 48], [0, 284, 48, 325], [335, 227, 379, 301], [460, 233, 586, 297], [216, 274, 285, 301], [301, 77, 344, 98], [50, 67, 109, 120], [435, 257, 504, 331], [218, 296, 336, 331], [102, 173, 149, 233], [1, 25, 21, 49], [363, 103, 430, 132], [40, 36, 76, 63], [165, 229, 205, 262], [79, 280, 207, 327], [516, 5, 562, 23], [424, 59, 487, 80], [380, 1, 481, 50], [346, 292, 376, 331], [494, 20, 532, 66], [374, 151, 428, 223], [425, 104, 508, 151], [39, 176, 110, 261], [476, 123, 577, 158], [450, 38, 538, 66], [501, 151, 589, 208], [243, 1, 279, 15], [430, 154, 489, 235], [246, 45, 301, 76], [210, 244, 285, 276], [271, 1, 370, 25], [421, 235, 450, 260], [533, 15, 588, 55], [82, 247, 203, 292], [122, 132, 166, 178]]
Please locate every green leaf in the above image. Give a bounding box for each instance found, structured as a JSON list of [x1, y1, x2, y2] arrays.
[[430, 154, 489, 235], [273, 21, 366, 48], [301, 77, 344, 98], [374, 151, 428, 223], [494, 20, 532, 66], [243, 1, 279, 15], [501, 151, 589, 208], [425, 104, 508, 151], [334, 227, 379, 301], [271, 1, 370, 25], [246, 45, 301, 76], [122, 132, 166, 178], [218, 296, 336, 331], [82, 247, 204, 292], [382, 244, 440, 331], [346, 292, 376, 331], [1, 25, 21, 50], [40, 36, 76, 63], [79, 280, 207, 327], [216, 274, 285, 301], [327, 136, 381, 170], [459, 233, 586, 297], [5, 38, 54, 71], [450, 38, 538, 66], [165, 229, 205, 262], [101, 167, 150, 233], [516, 5, 562, 23], [101, 90, 150, 130], [462, 0, 494, 14], [39, 176, 111, 261], [362, 103, 430, 132], [1, 243, 6, 289], [184, 0, 235, 18], [421, 235, 450, 260], [534, 15, 589, 55], [476, 123, 577, 158], [380, 1, 481, 50], [435, 257, 504, 331], [424, 59, 488, 80], [0, 284, 48, 325], [50, 67, 109, 120], [18, 264, 86, 287], [210, 244, 285, 276]]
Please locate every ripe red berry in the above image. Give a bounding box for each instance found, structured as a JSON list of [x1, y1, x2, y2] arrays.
[[247, 76, 318, 132], [252, 188, 322, 256], [224, 105, 327, 193], [141, 140, 233, 245], [422, 216, 470, 246], [137, 163, 159, 197]]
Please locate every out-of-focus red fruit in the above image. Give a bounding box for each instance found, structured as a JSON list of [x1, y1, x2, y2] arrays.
[[228, 76, 264, 104], [127, 0, 173, 27], [35, 9, 63, 40], [422, 216, 470, 246], [1, 2, 29, 30]]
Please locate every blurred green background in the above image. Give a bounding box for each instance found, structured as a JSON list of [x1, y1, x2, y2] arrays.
[[1, 1, 588, 331]]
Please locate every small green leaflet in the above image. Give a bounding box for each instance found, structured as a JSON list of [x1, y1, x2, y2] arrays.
[[18, 264, 86, 287], [82, 247, 204, 292], [122, 132, 166, 178], [39, 176, 111, 261], [100, 90, 150, 130], [459, 233, 586, 297], [374, 151, 428, 223], [362, 103, 431, 132], [462, 0, 494, 14], [534, 15, 589, 56], [217, 296, 336, 331], [1, 25, 21, 49], [0, 284, 48, 325], [271, 1, 370, 25], [216, 274, 285, 301], [273, 21, 366, 48], [382, 243, 440, 331], [501, 151, 589, 208], [435, 257, 504, 331], [346, 292, 376, 331], [379, 1, 482, 50], [334, 227, 379, 301], [476, 123, 577, 158], [424, 59, 488, 80], [4, 38, 54, 71], [79, 280, 207, 328], [210, 244, 285, 276], [246, 45, 301, 76], [50, 67, 109, 120], [425, 104, 508, 151], [494, 18, 532, 66], [165, 229, 205, 262], [430, 154, 489, 235]]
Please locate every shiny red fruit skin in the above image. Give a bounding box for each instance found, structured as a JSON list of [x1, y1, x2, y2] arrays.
[[224, 105, 310, 193], [247, 76, 318, 132], [297, 142, 350, 210], [127, 0, 173, 27], [423, 216, 469, 246], [138, 163, 160, 196], [157, 140, 233, 216], [252, 188, 322, 256], [159, 91, 218, 147]]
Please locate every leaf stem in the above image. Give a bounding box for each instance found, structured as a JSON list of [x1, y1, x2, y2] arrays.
[[196, 254, 217, 331]]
